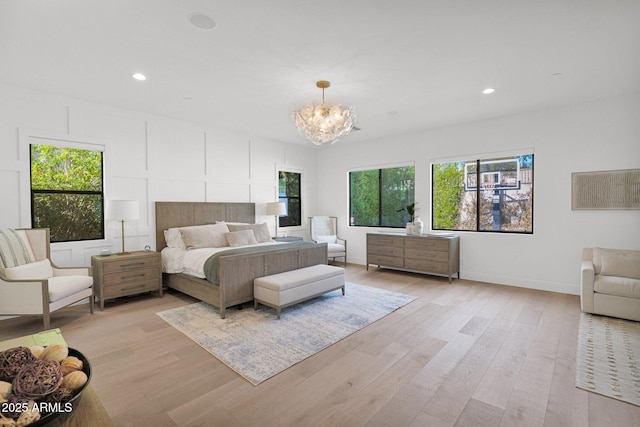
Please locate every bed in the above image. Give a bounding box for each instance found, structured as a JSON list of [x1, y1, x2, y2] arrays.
[[155, 201, 328, 318]]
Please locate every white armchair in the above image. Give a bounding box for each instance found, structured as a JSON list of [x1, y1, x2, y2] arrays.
[[309, 216, 347, 266], [581, 247, 640, 322], [0, 228, 94, 329]]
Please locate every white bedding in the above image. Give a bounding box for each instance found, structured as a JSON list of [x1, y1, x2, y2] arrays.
[[161, 241, 280, 278]]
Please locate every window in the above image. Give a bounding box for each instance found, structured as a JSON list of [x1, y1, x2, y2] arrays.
[[30, 144, 104, 242], [349, 165, 415, 227], [278, 171, 301, 227], [432, 154, 533, 233]]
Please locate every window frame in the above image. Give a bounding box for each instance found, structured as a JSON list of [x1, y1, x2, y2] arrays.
[[431, 153, 534, 234], [277, 170, 302, 228], [29, 142, 106, 243], [348, 163, 415, 228]]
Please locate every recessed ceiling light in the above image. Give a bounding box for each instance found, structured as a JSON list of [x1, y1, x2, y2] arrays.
[[132, 73, 146, 81], [189, 13, 216, 30], [482, 88, 495, 95]]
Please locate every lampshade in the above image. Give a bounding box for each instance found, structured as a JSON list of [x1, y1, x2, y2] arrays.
[[106, 200, 140, 221], [266, 202, 286, 216], [292, 80, 356, 146]]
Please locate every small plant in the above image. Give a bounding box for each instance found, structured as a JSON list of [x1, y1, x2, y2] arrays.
[[397, 202, 419, 222]]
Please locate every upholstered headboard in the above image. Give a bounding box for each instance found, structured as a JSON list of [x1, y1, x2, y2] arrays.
[[155, 202, 255, 250]]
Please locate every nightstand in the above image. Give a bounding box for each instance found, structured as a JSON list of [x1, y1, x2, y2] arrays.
[[91, 250, 163, 310]]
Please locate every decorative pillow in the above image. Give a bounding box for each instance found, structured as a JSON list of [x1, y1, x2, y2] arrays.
[[594, 247, 640, 277], [225, 230, 258, 247], [164, 228, 186, 249], [227, 223, 271, 243], [180, 224, 230, 249], [316, 235, 337, 244], [0, 229, 36, 268], [3, 259, 54, 280], [600, 251, 640, 280]]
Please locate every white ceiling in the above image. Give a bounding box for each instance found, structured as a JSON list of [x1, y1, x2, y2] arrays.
[[2, 0, 639, 145]]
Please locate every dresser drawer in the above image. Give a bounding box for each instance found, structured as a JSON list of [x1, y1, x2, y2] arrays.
[[103, 267, 160, 286], [367, 244, 404, 257], [368, 254, 404, 268], [404, 249, 449, 262], [102, 279, 160, 298], [405, 258, 449, 274], [367, 234, 404, 248], [405, 238, 449, 252]]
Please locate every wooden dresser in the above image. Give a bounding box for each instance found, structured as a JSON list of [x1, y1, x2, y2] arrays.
[[91, 251, 162, 310], [366, 232, 460, 283]]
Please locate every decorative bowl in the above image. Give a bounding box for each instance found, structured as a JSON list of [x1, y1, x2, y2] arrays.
[[24, 347, 91, 427]]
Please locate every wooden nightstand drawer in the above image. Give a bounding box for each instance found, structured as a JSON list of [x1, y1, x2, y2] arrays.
[[103, 267, 160, 286], [102, 255, 159, 274], [102, 279, 161, 299]]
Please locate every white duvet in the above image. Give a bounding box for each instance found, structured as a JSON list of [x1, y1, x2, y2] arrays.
[[161, 241, 280, 279]]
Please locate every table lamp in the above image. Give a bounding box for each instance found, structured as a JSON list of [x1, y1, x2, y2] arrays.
[[106, 200, 140, 254], [266, 202, 286, 238]]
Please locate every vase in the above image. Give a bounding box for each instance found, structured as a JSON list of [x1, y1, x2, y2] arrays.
[[406, 223, 414, 235], [413, 217, 424, 235]]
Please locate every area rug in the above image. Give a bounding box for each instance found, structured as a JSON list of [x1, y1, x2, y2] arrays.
[[576, 313, 640, 406], [157, 282, 415, 385]]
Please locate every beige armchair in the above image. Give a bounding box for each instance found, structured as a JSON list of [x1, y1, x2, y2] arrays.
[[309, 216, 347, 266], [0, 228, 94, 329], [581, 247, 640, 322]]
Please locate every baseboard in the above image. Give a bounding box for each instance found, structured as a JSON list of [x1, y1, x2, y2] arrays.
[[352, 257, 579, 295]]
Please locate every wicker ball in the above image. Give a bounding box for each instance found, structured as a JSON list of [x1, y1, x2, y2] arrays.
[[11, 359, 63, 399], [0, 347, 37, 382], [43, 386, 74, 404]]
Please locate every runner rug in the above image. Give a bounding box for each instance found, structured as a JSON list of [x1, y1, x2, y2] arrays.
[[576, 313, 640, 406], [157, 282, 415, 385]]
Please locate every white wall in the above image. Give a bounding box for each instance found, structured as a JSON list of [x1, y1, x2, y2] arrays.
[[2, 82, 639, 297], [0, 84, 317, 268], [317, 92, 640, 295]]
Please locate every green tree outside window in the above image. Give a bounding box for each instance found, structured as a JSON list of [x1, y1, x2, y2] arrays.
[[350, 165, 415, 227], [30, 144, 104, 242], [278, 171, 301, 227]]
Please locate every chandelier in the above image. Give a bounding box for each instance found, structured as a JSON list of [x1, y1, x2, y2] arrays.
[[292, 80, 356, 145]]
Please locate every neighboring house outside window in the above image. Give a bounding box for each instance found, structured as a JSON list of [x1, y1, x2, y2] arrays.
[[349, 165, 415, 228], [30, 144, 104, 242], [432, 154, 534, 233], [278, 170, 301, 227]]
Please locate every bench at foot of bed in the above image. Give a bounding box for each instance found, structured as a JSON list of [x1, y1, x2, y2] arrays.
[[253, 264, 345, 319]]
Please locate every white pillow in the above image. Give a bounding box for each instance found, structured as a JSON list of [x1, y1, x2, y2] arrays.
[[316, 235, 337, 244], [227, 223, 271, 243], [180, 224, 230, 249], [3, 259, 54, 280], [164, 228, 185, 249], [225, 230, 258, 247], [601, 252, 640, 280]]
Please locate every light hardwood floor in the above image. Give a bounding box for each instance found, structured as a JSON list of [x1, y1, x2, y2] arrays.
[[1, 265, 639, 427]]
